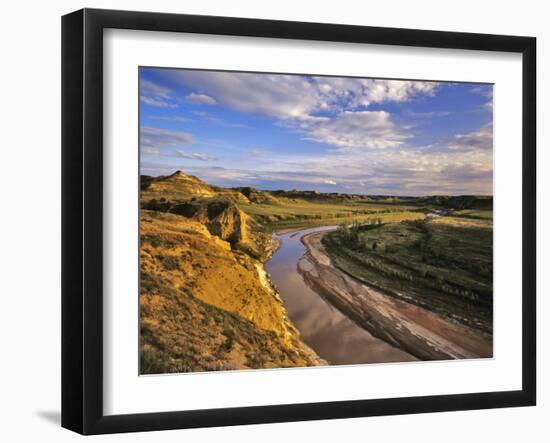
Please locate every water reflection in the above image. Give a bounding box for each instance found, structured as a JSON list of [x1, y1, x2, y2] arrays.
[[265, 226, 415, 365]]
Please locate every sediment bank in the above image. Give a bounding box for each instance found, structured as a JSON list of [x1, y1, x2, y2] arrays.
[[298, 230, 493, 361]]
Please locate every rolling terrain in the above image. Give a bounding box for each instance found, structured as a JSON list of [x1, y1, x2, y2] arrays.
[[321, 217, 493, 333], [140, 172, 326, 373], [299, 230, 492, 360], [140, 170, 493, 372]]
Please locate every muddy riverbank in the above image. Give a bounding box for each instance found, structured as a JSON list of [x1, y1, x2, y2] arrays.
[[265, 226, 416, 365], [299, 231, 493, 361]]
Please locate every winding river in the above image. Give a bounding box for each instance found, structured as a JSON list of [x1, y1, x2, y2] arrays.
[[265, 226, 415, 365]]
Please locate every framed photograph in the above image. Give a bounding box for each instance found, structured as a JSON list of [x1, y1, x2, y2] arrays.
[[62, 8, 536, 435]]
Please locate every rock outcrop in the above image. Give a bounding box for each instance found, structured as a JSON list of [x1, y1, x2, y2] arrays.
[[140, 210, 321, 373], [169, 198, 248, 246], [139, 170, 321, 373]]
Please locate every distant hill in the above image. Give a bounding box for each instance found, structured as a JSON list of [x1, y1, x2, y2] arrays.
[[141, 171, 492, 210], [416, 195, 493, 210], [141, 170, 214, 196], [268, 189, 373, 203], [267, 190, 493, 209], [231, 186, 280, 204], [141, 170, 250, 204]]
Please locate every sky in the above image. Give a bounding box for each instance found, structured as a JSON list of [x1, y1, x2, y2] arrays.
[[139, 67, 493, 196]]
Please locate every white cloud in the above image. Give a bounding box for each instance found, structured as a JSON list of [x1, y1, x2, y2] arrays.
[[193, 111, 248, 128], [140, 79, 175, 108], [140, 127, 217, 162], [144, 122, 493, 194], [141, 79, 171, 98], [140, 126, 194, 150], [175, 150, 218, 161], [169, 143, 492, 195], [302, 111, 410, 150], [156, 71, 437, 151], [365, 80, 437, 104], [141, 146, 161, 155], [312, 78, 438, 108], [141, 70, 492, 195], [166, 71, 439, 122], [470, 85, 493, 112], [292, 147, 492, 195], [246, 148, 270, 157], [448, 123, 493, 151], [169, 71, 322, 120], [232, 121, 493, 194], [186, 93, 217, 105], [140, 96, 175, 108], [152, 116, 190, 123], [183, 167, 258, 183], [405, 110, 451, 118]]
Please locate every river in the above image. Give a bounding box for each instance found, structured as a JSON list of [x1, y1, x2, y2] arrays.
[[265, 226, 415, 365]]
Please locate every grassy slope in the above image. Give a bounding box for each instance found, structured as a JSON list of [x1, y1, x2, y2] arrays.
[[238, 199, 424, 232], [237, 193, 492, 232], [322, 217, 493, 333], [140, 210, 318, 373], [141, 170, 250, 203], [451, 209, 493, 220]]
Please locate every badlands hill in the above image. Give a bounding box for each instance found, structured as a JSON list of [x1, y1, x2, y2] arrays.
[[140, 171, 320, 373], [141, 170, 252, 203]]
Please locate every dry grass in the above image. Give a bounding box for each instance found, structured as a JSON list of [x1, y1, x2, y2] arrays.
[[140, 210, 316, 373], [430, 216, 492, 229]]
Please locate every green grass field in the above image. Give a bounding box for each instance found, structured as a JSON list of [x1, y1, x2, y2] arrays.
[[238, 199, 423, 231], [450, 209, 493, 220], [322, 219, 493, 333], [236, 193, 493, 333]]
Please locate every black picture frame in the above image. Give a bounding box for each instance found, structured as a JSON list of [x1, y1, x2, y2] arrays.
[[62, 8, 537, 435]]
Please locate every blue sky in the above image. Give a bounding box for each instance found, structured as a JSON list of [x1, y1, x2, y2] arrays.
[[139, 67, 493, 196]]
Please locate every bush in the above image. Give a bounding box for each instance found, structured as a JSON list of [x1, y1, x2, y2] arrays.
[[159, 255, 180, 271], [140, 348, 168, 374], [142, 198, 172, 212]]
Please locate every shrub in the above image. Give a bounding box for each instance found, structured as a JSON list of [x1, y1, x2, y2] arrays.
[[142, 198, 172, 212]]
